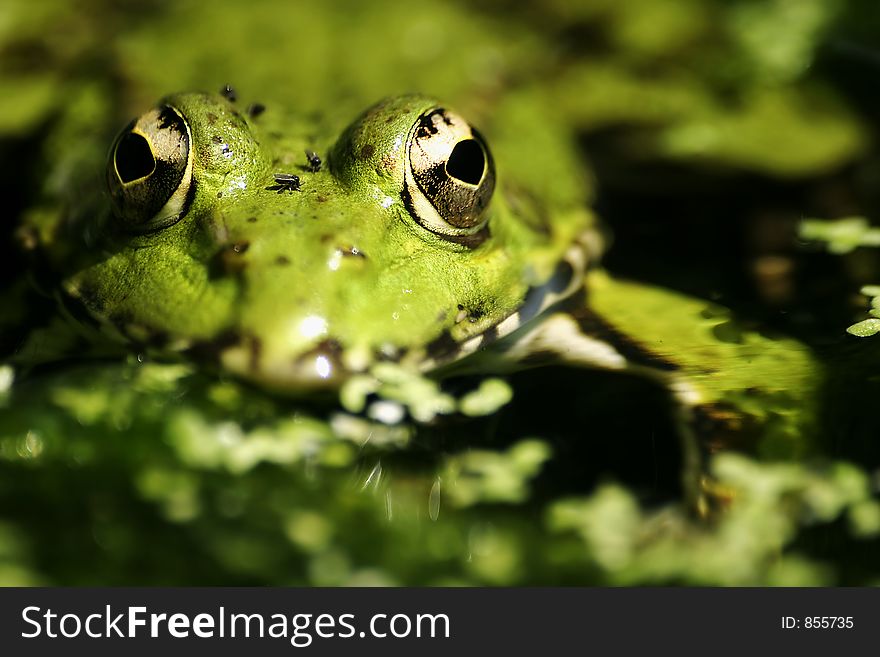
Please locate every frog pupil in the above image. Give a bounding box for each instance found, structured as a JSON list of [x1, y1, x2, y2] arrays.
[[116, 132, 156, 183], [446, 139, 484, 185]]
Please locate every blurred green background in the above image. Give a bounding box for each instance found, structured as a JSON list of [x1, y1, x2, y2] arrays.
[[2, 0, 880, 585]]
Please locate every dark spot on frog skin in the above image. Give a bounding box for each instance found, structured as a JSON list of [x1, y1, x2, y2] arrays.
[[454, 303, 485, 324], [210, 241, 251, 276], [359, 144, 375, 159], [316, 195, 328, 203], [217, 191, 223, 198], [699, 304, 729, 320], [220, 84, 238, 102], [206, 112, 218, 125], [247, 216, 257, 223], [381, 154, 396, 172], [211, 135, 232, 157], [275, 255, 290, 266], [247, 103, 266, 118]]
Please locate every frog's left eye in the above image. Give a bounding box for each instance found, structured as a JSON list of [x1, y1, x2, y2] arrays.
[[106, 105, 193, 231], [404, 108, 495, 239]]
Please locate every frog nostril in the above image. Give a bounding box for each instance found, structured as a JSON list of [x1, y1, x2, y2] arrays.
[[445, 139, 484, 185], [115, 132, 156, 183]]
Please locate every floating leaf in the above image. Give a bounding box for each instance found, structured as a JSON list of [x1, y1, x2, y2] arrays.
[[847, 319, 880, 337]]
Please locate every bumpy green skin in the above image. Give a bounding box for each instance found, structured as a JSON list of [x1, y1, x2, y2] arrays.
[[585, 272, 817, 458], [65, 92, 591, 391]]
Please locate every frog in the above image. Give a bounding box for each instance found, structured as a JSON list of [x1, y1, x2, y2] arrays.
[[4, 0, 869, 586], [7, 85, 818, 511]]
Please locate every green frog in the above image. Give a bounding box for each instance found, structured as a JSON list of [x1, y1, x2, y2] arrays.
[[2, 0, 867, 585], [16, 87, 817, 480]]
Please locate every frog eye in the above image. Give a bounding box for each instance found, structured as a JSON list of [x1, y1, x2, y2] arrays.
[[404, 108, 495, 239], [106, 105, 193, 231]]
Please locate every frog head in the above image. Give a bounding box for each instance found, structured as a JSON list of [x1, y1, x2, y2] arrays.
[[66, 92, 592, 391]]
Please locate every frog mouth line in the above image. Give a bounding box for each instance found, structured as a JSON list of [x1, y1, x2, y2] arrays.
[[420, 238, 592, 369]]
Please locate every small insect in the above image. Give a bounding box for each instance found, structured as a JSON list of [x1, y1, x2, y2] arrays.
[[305, 150, 322, 172], [219, 84, 238, 102], [247, 103, 266, 118], [266, 173, 301, 193]]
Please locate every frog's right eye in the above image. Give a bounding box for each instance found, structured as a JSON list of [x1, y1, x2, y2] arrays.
[[404, 107, 495, 241], [106, 105, 193, 231]]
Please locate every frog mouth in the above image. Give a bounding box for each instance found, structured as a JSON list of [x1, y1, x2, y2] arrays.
[[516, 232, 597, 326], [419, 231, 596, 371]]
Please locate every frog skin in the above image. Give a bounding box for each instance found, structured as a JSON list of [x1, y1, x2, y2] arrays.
[[60, 93, 582, 386], [18, 88, 815, 486], [64, 93, 593, 387]]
